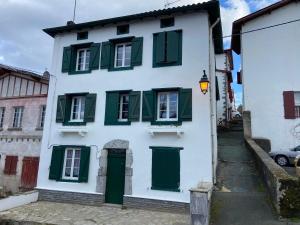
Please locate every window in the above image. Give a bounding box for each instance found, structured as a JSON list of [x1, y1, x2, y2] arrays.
[[77, 31, 88, 40], [157, 92, 178, 121], [0, 107, 5, 128], [49, 146, 90, 182], [294, 92, 300, 118], [62, 148, 81, 180], [160, 17, 174, 28], [56, 93, 96, 125], [76, 48, 90, 71], [105, 91, 141, 125], [115, 43, 132, 68], [153, 30, 182, 67], [38, 105, 46, 128], [4, 155, 18, 175], [119, 94, 129, 121], [70, 96, 86, 122], [151, 147, 181, 192], [117, 24, 129, 35], [13, 107, 24, 128]]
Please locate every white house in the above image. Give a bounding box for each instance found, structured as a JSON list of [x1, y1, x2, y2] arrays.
[[216, 50, 234, 127], [231, 0, 300, 163], [37, 1, 223, 212]]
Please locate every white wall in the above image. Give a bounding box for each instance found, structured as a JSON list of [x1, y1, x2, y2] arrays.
[[216, 54, 227, 126], [241, 2, 300, 151], [37, 12, 215, 203]]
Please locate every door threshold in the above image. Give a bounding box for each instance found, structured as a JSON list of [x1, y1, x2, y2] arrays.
[[102, 203, 122, 208]]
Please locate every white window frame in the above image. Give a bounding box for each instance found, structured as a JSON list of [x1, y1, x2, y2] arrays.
[[76, 48, 90, 71], [38, 105, 46, 128], [114, 43, 132, 68], [118, 94, 129, 121], [62, 148, 81, 181], [12, 106, 24, 128], [0, 107, 5, 128], [70, 96, 85, 122], [157, 92, 178, 121]]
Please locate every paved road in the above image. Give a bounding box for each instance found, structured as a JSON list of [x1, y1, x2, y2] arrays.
[[211, 131, 299, 225]]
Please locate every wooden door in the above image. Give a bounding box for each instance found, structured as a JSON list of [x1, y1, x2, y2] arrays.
[[21, 157, 39, 189], [105, 150, 126, 204]]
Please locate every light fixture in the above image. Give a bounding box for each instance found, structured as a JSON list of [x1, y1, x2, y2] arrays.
[[199, 70, 209, 95]]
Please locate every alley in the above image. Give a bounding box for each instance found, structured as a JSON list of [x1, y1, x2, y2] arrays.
[[211, 123, 292, 225]]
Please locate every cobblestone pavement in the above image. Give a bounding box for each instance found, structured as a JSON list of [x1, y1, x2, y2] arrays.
[[0, 201, 189, 225]]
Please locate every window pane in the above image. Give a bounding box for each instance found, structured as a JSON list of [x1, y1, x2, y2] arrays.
[[295, 92, 300, 106], [65, 168, 71, 177], [67, 150, 73, 158], [66, 159, 72, 167], [73, 168, 79, 177], [124, 45, 131, 66], [160, 111, 167, 119], [75, 150, 81, 158], [85, 50, 90, 70], [80, 97, 85, 120]]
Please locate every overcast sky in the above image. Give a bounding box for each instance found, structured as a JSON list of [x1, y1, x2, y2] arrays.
[[0, 0, 279, 104]]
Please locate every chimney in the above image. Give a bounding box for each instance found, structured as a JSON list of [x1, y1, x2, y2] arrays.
[[43, 70, 50, 79]]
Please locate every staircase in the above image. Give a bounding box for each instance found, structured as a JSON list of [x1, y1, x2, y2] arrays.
[[228, 118, 243, 132]]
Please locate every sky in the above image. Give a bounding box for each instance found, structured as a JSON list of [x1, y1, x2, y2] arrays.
[[0, 0, 280, 105]]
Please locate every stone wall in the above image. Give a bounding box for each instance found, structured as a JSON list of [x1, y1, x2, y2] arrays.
[[245, 138, 300, 218]]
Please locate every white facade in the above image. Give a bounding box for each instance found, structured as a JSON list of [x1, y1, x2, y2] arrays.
[[37, 10, 221, 204], [239, 1, 300, 151]]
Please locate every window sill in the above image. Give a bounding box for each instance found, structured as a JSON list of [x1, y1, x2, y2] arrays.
[[59, 127, 88, 137], [150, 121, 182, 126], [68, 70, 92, 75], [148, 125, 184, 137], [7, 127, 22, 131], [63, 121, 87, 126], [153, 61, 182, 68], [151, 187, 180, 192], [104, 121, 131, 126], [57, 179, 81, 183], [108, 66, 133, 72]]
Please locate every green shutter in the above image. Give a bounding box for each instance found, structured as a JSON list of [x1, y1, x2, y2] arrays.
[[104, 92, 120, 125], [84, 94, 97, 122], [216, 76, 220, 101], [142, 91, 155, 122], [152, 147, 180, 191], [101, 42, 112, 69], [179, 89, 192, 121], [89, 43, 101, 70], [62, 47, 72, 73], [69, 47, 77, 73], [131, 37, 143, 66], [128, 91, 141, 122], [49, 146, 65, 181], [166, 30, 181, 63], [79, 146, 90, 183], [56, 95, 67, 123], [153, 32, 166, 65]]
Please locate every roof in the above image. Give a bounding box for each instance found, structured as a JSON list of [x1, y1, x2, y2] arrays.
[[231, 0, 298, 54], [43, 0, 223, 53], [0, 64, 49, 81]]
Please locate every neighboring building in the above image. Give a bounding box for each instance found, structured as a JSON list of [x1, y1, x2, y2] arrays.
[[216, 49, 234, 127], [0, 64, 49, 193], [37, 1, 223, 211], [231, 0, 300, 154]]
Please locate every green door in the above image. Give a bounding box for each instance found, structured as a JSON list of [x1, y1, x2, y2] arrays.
[[105, 150, 126, 204]]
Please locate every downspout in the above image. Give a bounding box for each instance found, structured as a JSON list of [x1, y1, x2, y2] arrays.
[[209, 18, 220, 184]]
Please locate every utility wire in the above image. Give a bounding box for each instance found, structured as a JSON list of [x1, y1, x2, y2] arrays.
[[222, 18, 300, 39]]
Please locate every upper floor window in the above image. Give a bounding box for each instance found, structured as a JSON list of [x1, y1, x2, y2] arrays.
[[13, 106, 24, 128], [62, 148, 81, 180], [160, 17, 174, 28], [117, 24, 129, 35], [0, 107, 5, 128], [119, 94, 129, 121], [70, 96, 86, 122], [157, 92, 178, 121], [115, 43, 132, 68], [76, 48, 90, 71], [77, 31, 88, 40], [38, 105, 46, 128], [294, 92, 300, 118]]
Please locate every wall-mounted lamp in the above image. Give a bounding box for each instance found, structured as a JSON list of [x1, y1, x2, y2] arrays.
[[199, 70, 209, 95]]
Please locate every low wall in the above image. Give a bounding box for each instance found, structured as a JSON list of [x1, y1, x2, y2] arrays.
[[245, 138, 300, 218], [0, 191, 38, 212]]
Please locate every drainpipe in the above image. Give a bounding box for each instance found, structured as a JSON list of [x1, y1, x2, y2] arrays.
[[209, 18, 220, 185]]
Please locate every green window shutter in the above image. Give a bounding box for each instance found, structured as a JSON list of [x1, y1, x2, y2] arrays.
[[79, 146, 91, 183], [128, 91, 141, 122], [153, 32, 166, 65], [49, 146, 65, 181], [89, 43, 101, 70], [101, 42, 112, 69], [142, 91, 155, 122], [166, 30, 182, 63], [56, 95, 67, 123], [216, 76, 220, 101], [131, 37, 143, 66], [104, 92, 119, 125], [84, 93, 97, 122], [152, 147, 180, 191], [179, 89, 192, 121], [62, 47, 72, 73]]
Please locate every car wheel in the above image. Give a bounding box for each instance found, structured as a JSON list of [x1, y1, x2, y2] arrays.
[[275, 155, 289, 166]]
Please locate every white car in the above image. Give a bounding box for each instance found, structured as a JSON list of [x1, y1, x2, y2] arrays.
[[269, 145, 300, 166]]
